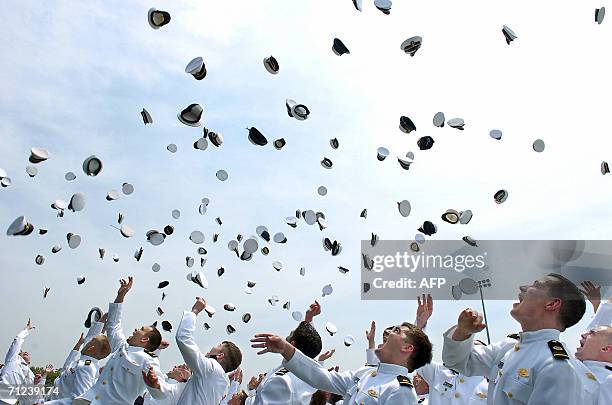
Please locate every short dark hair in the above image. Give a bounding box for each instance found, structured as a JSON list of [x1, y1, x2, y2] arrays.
[[401, 322, 433, 372], [146, 327, 162, 352], [289, 321, 322, 359], [546, 273, 586, 330], [221, 341, 242, 372]]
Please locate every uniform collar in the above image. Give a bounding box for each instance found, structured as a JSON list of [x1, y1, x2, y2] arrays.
[[80, 355, 99, 364], [128, 346, 145, 353], [582, 360, 612, 369], [377, 362, 409, 376], [518, 328, 560, 344]]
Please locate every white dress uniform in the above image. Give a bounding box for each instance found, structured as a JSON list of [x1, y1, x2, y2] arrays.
[[143, 379, 185, 405], [155, 311, 228, 405], [442, 327, 584, 404], [0, 328, 44, 405], [587, 302, 612, 331], [47, 321, 105, 401], [284, 348, 418, 404], [246, 364, 317, 405], [466, 379, 488, 404], [415, 362, 484, 405], [219, 381, 240, 405], [75, 303, 170, 405]]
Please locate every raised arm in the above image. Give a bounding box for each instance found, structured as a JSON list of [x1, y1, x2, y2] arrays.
[[442, 309, 512, 377], [3, 319, 33, 365], [176, 298, 216, 377], [251, 333, 354, 396], [415, 294, 433, 330], [106, 277, 133, 351], [61, 333, 85, 371], [365, 321, 379, 365], [304, 300, 321, 324]]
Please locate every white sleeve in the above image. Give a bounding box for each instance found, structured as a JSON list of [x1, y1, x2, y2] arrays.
[[3, 329, 29, 365], [414, 363, 437, 385], [587, 302, 612, 331], [84, 322, 104, 345], [176, 311, 216, 377], [284, 349, 355, 396], [441, 326, 512, 378], [256, 376, 293, 405], [61, 350, 80, 371], [366, 349, 379, 365], [143, 358, 173, 400], [219, 380, 240, 405], [105, 303, 127, 352]]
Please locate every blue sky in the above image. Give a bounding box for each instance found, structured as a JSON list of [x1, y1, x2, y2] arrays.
[[1, 0, 611, 380]]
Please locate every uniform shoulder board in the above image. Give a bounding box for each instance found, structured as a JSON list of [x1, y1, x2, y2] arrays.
[[275, 367, 290, 376], [145, 351, 158, 358], [84, 360, 92, 366], [606, 365, 612, 372], [507, 333, 520, 340], [397, 375, 413, 388], [547, 340, 569, 360]]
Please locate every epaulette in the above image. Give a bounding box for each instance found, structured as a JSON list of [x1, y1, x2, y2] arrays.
[[547, 340, 569, 360], [397, 375, 413, 388], [275, 367, 290, 376], [145, 351, 158, 358], [84, 360, 92, 366], [605, 365, 612, 372], [507, 333, 520, 340]]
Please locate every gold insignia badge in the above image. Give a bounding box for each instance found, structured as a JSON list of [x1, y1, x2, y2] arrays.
[[518, 368, 529, 378], [367, 389, 378, 398], [553, 345, 563, 350], [477, 392, 487, 399], [370, 371, 377, 377], [586, 372, 597, 381]]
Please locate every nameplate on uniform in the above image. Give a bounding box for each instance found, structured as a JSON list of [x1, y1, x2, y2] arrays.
[[547, 340, 569, 360], [443, 381, 454, 388], [397, 375, 413, 388], [275, 368, 290, 376]]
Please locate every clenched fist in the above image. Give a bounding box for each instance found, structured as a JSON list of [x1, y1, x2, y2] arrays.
[[453, 308, 486, 341]]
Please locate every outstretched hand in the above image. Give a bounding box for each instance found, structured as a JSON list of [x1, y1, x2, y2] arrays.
[[365, 321, 376, 349], [416, 294, 433, 330], [454, 308, 486, 341], [192, 297, 207, 315], [142, 366, 161, 389], [26, 318, 35, 331], [305, 300, 321, 323], [115, 277, 134, 303], [318, 349, 335, 362], [251, 333, 294, 360], [579, 281, 601, 313]]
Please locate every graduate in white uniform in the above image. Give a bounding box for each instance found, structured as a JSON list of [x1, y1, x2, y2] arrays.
[[0, 319, 53, 405], [251, 321, 433, 404], [46, 313, 107, 402], [247, 301, 324, 405], [442, 273, 587, 404], [148, 297, 242, 405], [141, 364, 191, 405], [573, 281, 612, 405], [43, 333, 111, 404], [74, 277, 171, 405]]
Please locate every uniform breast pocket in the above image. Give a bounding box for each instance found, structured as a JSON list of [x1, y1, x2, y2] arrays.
[[353, 389, 379, 405], [120, 359, 142, 375], [501, 376, 532, 404]]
